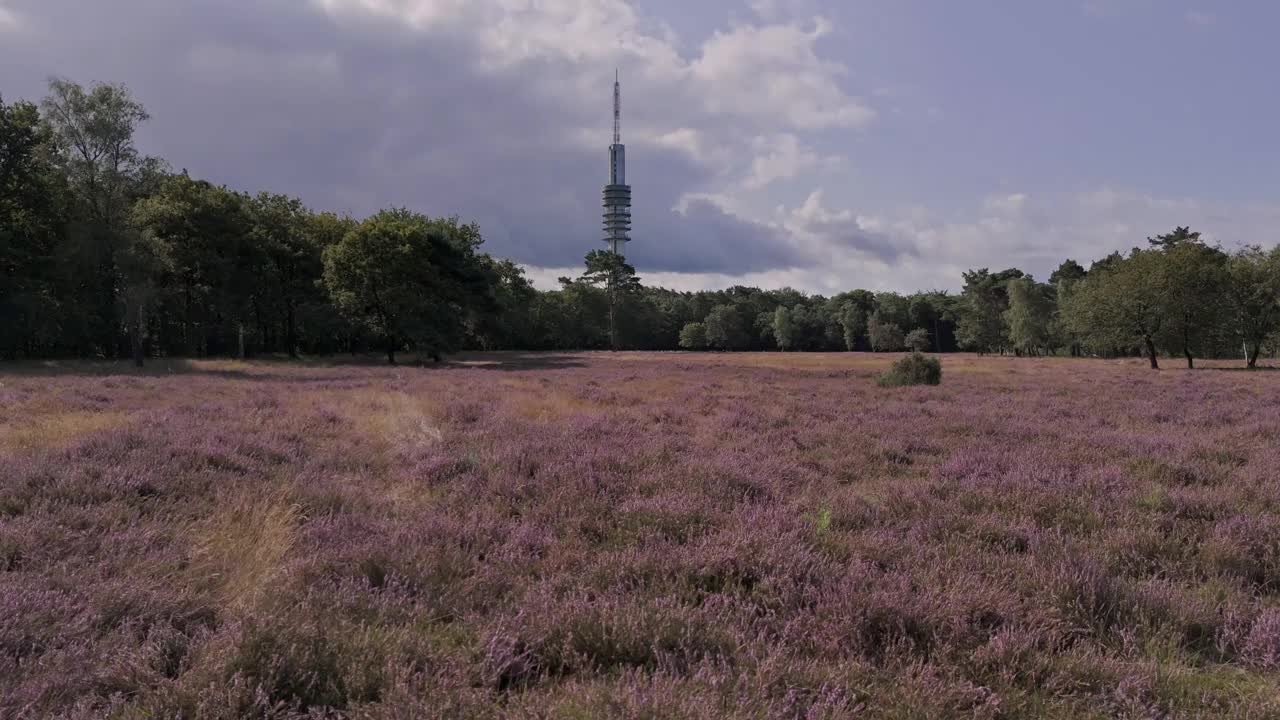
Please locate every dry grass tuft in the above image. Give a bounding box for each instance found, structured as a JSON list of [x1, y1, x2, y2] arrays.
[[189, 492, 300, 611], [0, 410, 127, 454], [504, 384, 604, 422], [342, 390, 444, 449]]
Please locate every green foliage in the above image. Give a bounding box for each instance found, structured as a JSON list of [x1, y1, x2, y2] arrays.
[[904, 328, 930, 352], [956, 268, 1023, 353], [1148, 226, 1202, 250], [867, 313, 905, 352], [813, 506, 833, 534], [323, 209, 495, 363], [678, 322, 707, 350], [1004, 277, 1056, 356], [1156, 234, 1229, 368], [1225, 246, 1280, 368], [0, 95, 66, 358], [8, 74, 1280, 367], [838, 303, 865, 351], [1063, 249, 1168, 368], [470, 258, 538, 350], [578, 250, 641, 350], [877, 351, 943, 387], [1049, 259, 1087, 286], [704, 304, 747, 350], [772, 306, 795, 351]]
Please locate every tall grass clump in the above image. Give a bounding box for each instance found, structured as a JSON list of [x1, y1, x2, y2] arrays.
[[876, 351, 942, 387]]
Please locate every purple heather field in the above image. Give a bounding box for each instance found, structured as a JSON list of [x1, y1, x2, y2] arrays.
[[2, 352, 1280, 719]]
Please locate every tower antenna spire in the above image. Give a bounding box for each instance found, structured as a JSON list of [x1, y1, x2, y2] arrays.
[[602, 71, 632, 257]]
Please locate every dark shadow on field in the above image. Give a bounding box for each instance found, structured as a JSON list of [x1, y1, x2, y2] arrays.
[[0, 352, 589, 381], [1196, 365, 1280, 372], [444, 352, 589, 372]]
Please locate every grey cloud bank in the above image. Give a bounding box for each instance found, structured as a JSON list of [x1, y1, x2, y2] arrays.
[[3, 0, 1277, 293]]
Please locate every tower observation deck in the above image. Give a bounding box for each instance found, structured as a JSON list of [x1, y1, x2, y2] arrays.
[[602, 71, 631, 256]]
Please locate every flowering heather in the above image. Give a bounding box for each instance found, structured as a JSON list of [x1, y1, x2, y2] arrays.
[[3, 353, 1280, 718]]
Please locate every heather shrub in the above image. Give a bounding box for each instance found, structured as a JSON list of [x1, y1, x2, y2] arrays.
[[876, 351, 942, 387], [7, 355, 1280, 717], [1045, 558, 1137, 636], [1242, 609, 1280, 669], [1201, 515, 1280, 591], [210, 615, 392, 712]]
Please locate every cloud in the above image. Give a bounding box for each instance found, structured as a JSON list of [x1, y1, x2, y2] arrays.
[[0, 4, 20, 31], [519, 187, 1280, 295], [0, 0, 876, 278], [744, 134, 832, 189], [4, 0, 1276, 299], [691, 17, 872, 130], [783, 190, 911, 264]]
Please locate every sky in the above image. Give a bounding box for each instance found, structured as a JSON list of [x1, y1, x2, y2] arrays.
[[2, 0, 1279, 294]]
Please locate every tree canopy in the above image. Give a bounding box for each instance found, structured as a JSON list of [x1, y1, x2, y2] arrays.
[[4, 78, 1280, 369]]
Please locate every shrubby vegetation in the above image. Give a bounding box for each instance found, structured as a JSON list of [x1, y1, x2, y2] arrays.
[[6, 354, 1280, 716], [877, 351, 943, 387], [4, 80, 1280, 366]]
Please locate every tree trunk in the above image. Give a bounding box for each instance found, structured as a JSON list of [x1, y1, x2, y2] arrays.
[[1145, 337, 1159, 369], [286, 301, 298, 359], [386, 335, 397, 365], [1247, 341, 1260, 369], [237, 323, 246, 360], [1184, 349, 1194, 369], [131, 300, 145, 368], [608, 280, 618, 352], [183, 286, 193, 356]]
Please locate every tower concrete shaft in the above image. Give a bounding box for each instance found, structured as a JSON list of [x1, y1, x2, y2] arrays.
[[602, 71, 631, 256]]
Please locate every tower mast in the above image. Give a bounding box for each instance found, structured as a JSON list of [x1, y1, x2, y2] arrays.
[[602, 70, 632, 256], [613, 69, 621, 145]]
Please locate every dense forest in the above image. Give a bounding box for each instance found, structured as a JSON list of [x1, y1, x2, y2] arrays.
[[4, 80, 1280, 368]]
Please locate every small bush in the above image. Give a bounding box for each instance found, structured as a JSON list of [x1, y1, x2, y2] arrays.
[[877, 352, 942, 387]]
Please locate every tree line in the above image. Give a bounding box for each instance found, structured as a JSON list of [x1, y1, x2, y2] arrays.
[[4, 80, 1280, 368]]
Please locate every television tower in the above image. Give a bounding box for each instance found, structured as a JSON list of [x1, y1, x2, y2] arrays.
[[602, 70, 632, 256]]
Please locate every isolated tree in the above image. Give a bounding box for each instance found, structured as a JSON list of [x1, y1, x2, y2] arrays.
[[1063, 249, 1167, 368], [579, 249, 640, 351], [867, 313, 905, 352], [323, 208, 494, 364], [1004, 277, 1055, 356], [1154, 235, 1228, 368], [679, 321, 708, 350], [1224, 246, 1280, 368], [42, 78, 160, 357], [905, 328, 931, 352]]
